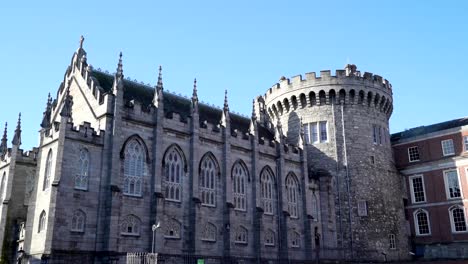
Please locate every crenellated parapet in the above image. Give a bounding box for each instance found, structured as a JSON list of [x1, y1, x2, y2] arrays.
[[260, 65, 394, 120], [65, 121, 105, 145]]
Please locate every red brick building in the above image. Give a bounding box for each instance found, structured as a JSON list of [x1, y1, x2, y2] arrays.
[[392, 117, 468, 259]]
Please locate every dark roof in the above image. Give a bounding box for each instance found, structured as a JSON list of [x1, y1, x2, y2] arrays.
[[391, 117, 468, 142], [90, 70, 274, 141]]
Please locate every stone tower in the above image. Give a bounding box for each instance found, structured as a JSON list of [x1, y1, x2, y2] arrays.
[[256, 64, 409, 261]]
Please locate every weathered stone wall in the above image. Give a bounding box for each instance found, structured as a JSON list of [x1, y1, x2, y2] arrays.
[[261, 66, 410, 261]]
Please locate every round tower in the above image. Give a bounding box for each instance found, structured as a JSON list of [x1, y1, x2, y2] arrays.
[[258, 65, 409, 261]]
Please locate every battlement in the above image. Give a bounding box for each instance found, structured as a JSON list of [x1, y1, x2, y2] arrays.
[[261, 65, 394, 119], [266, 65, 391, 100], [66, 121, 105, 143]]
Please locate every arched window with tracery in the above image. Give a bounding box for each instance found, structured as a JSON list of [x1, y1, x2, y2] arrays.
[[38, 210, 46, 233], [232, 161, 248, 211], [75, 149, 89, 190], [0, 172, 5, 200], [201, 222, 217, 242], [260, 167, 275, 215], [264, 228, 275, 246], [200, 154, 218, 206], [120, 215, 141, 236], [164, 218, 181, 239], [164, 146, 184, 202], [71, 210, 86, 232], [290, 230, 300, 248], [234, 226, 248, 244], [286, 173, 300, 218], [43, 149, 53, 191], [123, 139, 145, 196]]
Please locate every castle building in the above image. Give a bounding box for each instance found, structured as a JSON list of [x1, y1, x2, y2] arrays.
[[0, 38, 410, 263], [391, 117, 468, 259]]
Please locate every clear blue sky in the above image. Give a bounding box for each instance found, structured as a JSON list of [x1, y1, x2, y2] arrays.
[[1, 1, 466, 150]]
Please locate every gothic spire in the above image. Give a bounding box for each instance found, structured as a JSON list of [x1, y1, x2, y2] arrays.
[[220, 90, 229, 127], [41, 93, 52, 128], [223, 89, 229, 112], [152, 66, 164, 108], [191, 78, 199, 113], [251, 99, 257, 120], [116, 52, 124, 79], [249, 100, 257, 136], [0, 122, 7, 155], [12, 113, 21, 146], [192, 78, 198, 102], [156, 65, 164, 90]]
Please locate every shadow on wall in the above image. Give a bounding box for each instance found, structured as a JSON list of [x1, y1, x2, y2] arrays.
[[286, 111, 301, 146]]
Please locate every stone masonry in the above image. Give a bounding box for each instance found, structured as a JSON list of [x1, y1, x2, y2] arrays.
[[0, 38, 410, 263]]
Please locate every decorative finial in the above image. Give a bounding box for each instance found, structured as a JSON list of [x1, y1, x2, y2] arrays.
[[0, 122, 7, 155], [116, 52, 124, 79], [274, 119, 282, 143], [156, 65, 163, 90], [223, 90, 229, 111], [298, 117, 304, 150], [79, 35, 85, 49], [192, 78, 198, 101], [251, 99, 257, 120], [12, 113, 21, 146], [41, 93, 53, 129]]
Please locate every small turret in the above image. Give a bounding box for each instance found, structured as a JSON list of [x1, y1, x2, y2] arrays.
[[220, 90, 229, 127], [345, 64, 358, 77], [41, 93, 52, 128], [0, 122, 7, 155], [12, 113, 21, 146]]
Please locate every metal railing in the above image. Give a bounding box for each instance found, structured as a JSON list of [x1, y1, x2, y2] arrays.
[[126, 253, 159, 264]]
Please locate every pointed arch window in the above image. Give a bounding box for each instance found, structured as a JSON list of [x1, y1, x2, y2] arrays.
[[71, 210, 86, 232], [0, 172, 5, 200], [200, 154, 217, 207], [75, 149, 89, 190], [286, 173, 300, 218], [234, 226, 248, 244], [232, 162, 248, 211], [43, 150, 53, 191], [121, 215, 141, 236], [201, 222, 217, 242], [260, 168, 275, 215], [38, 210, 46, 233], [164, 218, 181, 239], [290, 230, 301, 248], [264, 229, 275, 246], [123, 139, 145, 196], [164, 146, 184, 202]]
